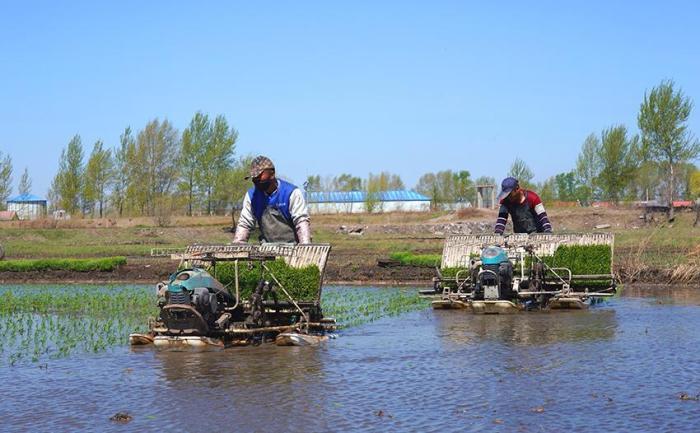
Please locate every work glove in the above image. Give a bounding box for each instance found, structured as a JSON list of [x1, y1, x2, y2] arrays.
[[295, 220, 312, 244]]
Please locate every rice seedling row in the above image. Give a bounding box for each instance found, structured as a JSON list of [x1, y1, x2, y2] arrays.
[[0, 285, 430, 366]]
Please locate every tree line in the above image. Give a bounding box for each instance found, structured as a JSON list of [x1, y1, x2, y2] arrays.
[[304, 170, 497, 211], [1, 80, 698, 217], [40, 112, 249, 218], [527, 80, 700, 214], [305, 81, 700, 211]]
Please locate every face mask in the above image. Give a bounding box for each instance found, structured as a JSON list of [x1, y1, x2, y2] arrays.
[[254, 179, 274, 191]]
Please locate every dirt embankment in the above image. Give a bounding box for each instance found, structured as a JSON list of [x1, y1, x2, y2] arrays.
[[0, 257, 435, 286], [0, 258, 173, 285], [1, 208, 697, 286], [1, 253, 696, 286]]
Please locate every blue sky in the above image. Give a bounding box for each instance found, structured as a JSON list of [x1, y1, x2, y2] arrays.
[[1, 1, 699, 197]]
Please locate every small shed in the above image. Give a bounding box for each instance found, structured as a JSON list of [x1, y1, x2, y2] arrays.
[[306, 190, 431, 214], [7, 193, 48, 220]]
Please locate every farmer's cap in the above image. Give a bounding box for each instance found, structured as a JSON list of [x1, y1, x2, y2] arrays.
[[245, 156, 275, 180], [497, 177, 519, 202]]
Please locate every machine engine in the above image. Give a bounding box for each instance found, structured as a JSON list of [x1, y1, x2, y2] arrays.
[[159, 268, 234, 333], [474, 246, 514, 300]]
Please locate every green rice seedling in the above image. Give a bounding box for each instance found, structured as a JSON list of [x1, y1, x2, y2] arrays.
[[1, 284, 429, 365], [215, 260, 321, 301], [389, 252, 442, 267], [0, 257, 127, 272], [0, 285, 157, 366], [322, 287, 431, 328]]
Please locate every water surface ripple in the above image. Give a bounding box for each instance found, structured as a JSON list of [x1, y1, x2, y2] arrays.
[[2, 285, 700, 432]]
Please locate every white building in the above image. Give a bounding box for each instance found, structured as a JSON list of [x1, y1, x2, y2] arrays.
[[306, 190, 431, 214], [6, 194, 47, 220]]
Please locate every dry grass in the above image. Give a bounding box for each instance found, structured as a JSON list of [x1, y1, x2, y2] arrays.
[[670, 245, 700, 283], [0, 215, 233, 230], [615, 225, 664, 282], [455, 208, 494, 220]]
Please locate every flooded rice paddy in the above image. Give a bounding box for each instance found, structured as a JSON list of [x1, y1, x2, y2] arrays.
[[1, 284, 700, 432]]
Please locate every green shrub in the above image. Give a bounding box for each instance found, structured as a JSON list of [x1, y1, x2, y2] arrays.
[[0, 257, 127, 272], [215, 259, 321, 301]]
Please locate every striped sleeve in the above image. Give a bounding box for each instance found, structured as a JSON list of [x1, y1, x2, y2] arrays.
[[289, 188, 310, 226], [530, 193, 552, 233], [494, 204, 508, 234]]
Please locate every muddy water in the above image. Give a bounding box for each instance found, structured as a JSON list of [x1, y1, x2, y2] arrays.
[[2, 285, 700, 432]]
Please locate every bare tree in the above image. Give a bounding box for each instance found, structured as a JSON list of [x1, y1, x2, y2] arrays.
[[0, 152, 13, 208], [18, 167, 32, 195], [508, 157, 534, 188]]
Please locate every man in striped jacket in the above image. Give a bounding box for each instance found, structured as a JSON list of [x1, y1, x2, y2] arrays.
[[494, 177, 552, 235]]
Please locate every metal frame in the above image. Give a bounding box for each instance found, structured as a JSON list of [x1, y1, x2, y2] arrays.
[[440, 233, 614, 271], [153, 243, 332, 303], [431, 233, 616, 311]]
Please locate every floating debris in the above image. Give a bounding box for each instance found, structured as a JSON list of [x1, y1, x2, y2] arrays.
[[679, 393, 700, 401], [109, 412, 132, 423]]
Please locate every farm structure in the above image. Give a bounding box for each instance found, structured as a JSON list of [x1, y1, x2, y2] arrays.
[[6, 194, 47, 220], [306, 190, 431, 214]]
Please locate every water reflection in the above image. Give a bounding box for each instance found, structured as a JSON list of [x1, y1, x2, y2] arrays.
[[137, 345, 331, 432], [433, 308, 618, 346], [6, 285, 700, 433], [153, 344, 326, 387], [623, 284, 700, 306]]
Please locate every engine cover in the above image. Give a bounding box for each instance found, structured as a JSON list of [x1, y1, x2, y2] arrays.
[[478, 261, 514, 300]]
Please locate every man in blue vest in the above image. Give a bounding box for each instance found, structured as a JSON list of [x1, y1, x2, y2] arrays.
[[232, 156, 312, 244]]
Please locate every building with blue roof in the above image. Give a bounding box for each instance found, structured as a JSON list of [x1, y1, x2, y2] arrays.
[[6, 193, 47, 220], [306, 190, 431, 214]]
